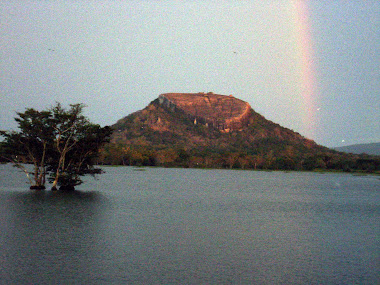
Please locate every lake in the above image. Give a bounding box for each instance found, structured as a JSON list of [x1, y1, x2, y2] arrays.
[[0, 164, 379, 284]]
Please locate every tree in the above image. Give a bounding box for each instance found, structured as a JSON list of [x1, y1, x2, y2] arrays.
[[0, 103, 112, 191], [0, 109, 54, 189], [225, 152, 240, 169]]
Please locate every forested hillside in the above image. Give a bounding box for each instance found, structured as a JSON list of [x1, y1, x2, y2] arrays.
[[99, 94, 379, 173]]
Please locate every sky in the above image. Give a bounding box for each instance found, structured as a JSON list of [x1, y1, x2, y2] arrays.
[[1, 0, 379, 148]]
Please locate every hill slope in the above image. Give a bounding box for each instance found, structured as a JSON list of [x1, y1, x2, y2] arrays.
[[334, 142, 380, 156], [101, 93, 379, 172]]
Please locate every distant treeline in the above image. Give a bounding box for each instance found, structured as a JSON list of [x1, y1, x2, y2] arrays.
[[98, 144, 380, 173], [2, 138, 378, 173]]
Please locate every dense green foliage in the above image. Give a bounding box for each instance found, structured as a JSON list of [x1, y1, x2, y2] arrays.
[[0, 104, 112, 190], [100, 99, 380, 173]]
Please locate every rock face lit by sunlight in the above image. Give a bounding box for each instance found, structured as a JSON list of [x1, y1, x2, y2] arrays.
[[159, 93, 251, 132]]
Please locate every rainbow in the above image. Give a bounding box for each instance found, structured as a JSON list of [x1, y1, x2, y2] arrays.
[[291, 1, 318, 140]]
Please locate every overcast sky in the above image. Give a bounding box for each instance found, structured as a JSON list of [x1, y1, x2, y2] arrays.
[[1, 1, 379, 148]]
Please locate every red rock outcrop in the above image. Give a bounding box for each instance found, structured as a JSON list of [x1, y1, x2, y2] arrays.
[[159, 92, 251, 132]]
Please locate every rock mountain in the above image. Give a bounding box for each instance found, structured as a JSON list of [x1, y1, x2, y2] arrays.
[[104, 92, 378, 171], [112, 92, 318, 149]]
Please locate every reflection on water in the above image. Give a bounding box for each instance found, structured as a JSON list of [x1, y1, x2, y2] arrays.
[[0, 164, 379, 284], [0, 190, 110, 284]]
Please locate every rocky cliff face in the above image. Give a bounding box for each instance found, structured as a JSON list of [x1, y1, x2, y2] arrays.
[[105, 93, 379, 172], [158, 93, 251, 132], [111, 92, 316, 150]]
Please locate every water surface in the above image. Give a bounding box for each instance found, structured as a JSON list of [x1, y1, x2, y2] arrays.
[[0, 165, 379, 284]]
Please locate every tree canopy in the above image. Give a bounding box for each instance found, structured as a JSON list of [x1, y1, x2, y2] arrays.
[[0, 103, 112, 190]]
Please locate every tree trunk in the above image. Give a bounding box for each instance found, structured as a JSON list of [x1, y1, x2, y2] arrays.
[[51, 150, 66, 191], [51, 170, 59, 191], [29, 163, 45, 190], [34, 164, 39, 185]]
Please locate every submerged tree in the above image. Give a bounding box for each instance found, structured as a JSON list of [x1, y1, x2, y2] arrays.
[[0, 103, 112, 191], [48, 104, 112, 190], [0, 109, 53, 189]]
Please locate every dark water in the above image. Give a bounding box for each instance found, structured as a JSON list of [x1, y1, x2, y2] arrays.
[[0, 164, 379, 284]]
